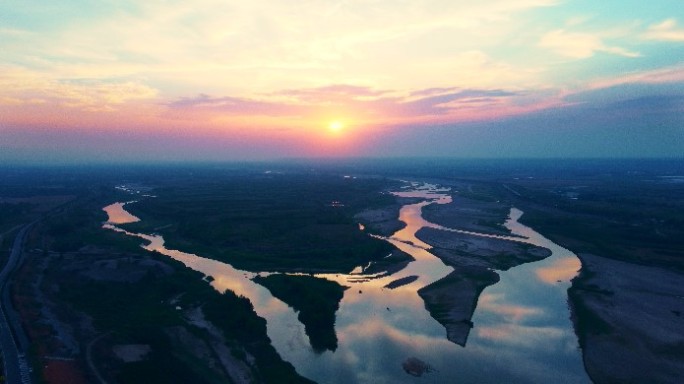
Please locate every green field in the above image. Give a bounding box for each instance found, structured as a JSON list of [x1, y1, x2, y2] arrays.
[[122, 172, 398, 272]]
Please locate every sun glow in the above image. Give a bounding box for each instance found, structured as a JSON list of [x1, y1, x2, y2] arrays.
[[328, 121, 345, 133]]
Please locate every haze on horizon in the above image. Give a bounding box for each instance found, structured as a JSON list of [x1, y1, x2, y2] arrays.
[[1, 1, 683, 164]]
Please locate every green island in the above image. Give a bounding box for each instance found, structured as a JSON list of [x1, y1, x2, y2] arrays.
[[253, 274, 347, 353]]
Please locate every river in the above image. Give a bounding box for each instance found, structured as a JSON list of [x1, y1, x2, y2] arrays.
[[102, 182, 589, 383]]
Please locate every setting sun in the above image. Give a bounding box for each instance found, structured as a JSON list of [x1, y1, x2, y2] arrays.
[[328, 121, 344, 133]]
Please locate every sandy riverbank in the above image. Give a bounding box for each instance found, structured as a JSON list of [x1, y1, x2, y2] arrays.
[[418, 266, 500, 346], [570, 253, 684, 384], [421, 193, 511, 236], [416, 227, 550, 271]]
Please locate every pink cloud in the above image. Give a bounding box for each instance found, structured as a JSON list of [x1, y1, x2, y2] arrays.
[[166, 86, 523, 125], [587, 65, 684, 90]]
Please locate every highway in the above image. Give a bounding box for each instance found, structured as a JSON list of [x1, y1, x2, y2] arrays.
[[0, 225, 33, 384]]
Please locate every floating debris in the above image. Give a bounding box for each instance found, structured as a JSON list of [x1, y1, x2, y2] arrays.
[[402, 357, 434, 377]]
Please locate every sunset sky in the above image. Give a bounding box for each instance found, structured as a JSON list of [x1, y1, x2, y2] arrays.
[[2, 0, 683, 163]]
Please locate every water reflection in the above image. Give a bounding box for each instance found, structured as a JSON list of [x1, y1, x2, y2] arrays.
[[478, 293, 544, 322], [535, 257, 582, 284], [102, 182, 589, 383], [390, 187, 451, 249], [103, 201, 140, 224], [102, 222, 312, 364]]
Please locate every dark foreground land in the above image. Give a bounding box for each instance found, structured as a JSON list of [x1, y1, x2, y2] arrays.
[[2, 166, 323, 383], [0, 165, 405, 383], [1, 159, 683, 383]]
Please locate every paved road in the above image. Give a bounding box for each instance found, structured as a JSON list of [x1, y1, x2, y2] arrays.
[[0, 225, 33, 384]]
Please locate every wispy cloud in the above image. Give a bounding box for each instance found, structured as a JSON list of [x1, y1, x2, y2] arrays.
[[410, 87, 461, 97], [642, 19, 684, 42], [168, 94, 305, 116], [0, 66, 157, 110], [167, 85, 524, 127], [586, 65, 684, 90], [539, 29, 640, 59], [272, 85, 392, 103], [0, 1, 559, 95]]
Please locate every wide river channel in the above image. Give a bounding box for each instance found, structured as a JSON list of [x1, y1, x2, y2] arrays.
[[103, 182, 590, 383]]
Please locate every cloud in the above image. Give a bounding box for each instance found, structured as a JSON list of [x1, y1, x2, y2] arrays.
[[168, 86, 521, 123], [168, 94, 305, 116], [0, 0, 560, 97], [273, 85, 392, 103], [410, 87, 461, 97], [57, 79, 158, 107], [401, 89, 519, 116], [583, 65, 684, 91], [539, 29, 640, 59], [642, 19, 684, 42], [0, 66, 157, 110]]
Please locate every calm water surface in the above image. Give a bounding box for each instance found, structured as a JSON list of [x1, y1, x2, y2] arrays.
[[103, 182, 589, 383]]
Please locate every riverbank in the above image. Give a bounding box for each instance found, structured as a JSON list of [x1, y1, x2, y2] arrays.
[[418, 266, 500, 346], [570, 253, 684, 384], [421, 193, 512, 236], [416, 226, 550, 271], [492, 167, 684, 384]]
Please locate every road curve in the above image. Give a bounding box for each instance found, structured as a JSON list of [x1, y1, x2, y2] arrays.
[[0, 225, 33, 384]]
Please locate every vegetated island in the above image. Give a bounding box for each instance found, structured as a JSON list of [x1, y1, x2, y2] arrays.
[[253, 274, 347, 353]]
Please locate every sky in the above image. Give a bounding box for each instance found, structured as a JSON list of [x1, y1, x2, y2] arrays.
[[1, 0, 683, 163]]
